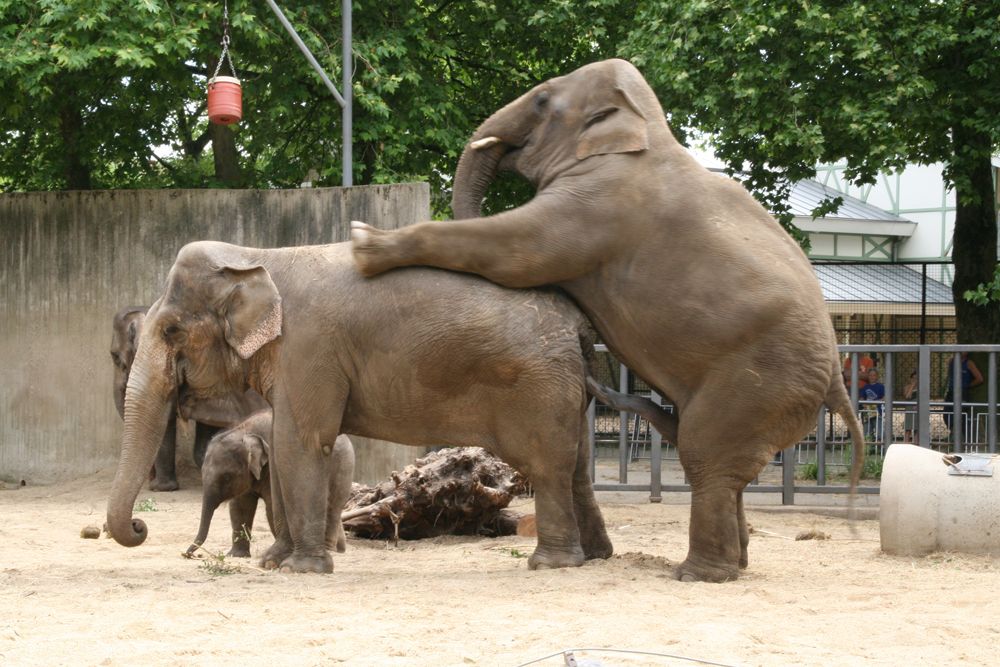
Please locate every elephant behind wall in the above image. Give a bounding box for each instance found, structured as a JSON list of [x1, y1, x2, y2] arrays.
[[351, 57, 867, 582], [107, 240, 643, 575]]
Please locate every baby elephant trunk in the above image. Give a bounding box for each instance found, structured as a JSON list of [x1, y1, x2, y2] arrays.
[[186, 490, 223, 556]]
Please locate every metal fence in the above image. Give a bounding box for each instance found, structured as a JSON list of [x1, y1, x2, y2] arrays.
[[588, 344, 1000, 505]]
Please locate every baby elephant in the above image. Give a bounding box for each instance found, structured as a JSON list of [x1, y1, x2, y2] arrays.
[[186, 410, 355, 558]]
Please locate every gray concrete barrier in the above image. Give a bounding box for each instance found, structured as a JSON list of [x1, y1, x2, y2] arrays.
[[0, 184, 430, 485]]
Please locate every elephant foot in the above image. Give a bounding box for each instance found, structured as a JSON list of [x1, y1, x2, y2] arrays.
[[527, 546, 585, 571], [325, 532, 347, 554], [278, 552, 333, 574], [227, 545, 252, 558], [149, 478, 179, 492], [350, 222, 397, 277], [675, 557, 740, 583], [260, 541, 293, 570], [580, 531, 614, 561]]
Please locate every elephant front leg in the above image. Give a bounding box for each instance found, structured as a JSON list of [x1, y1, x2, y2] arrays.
[[150, 415, 179, 491], [269, 394, 338, 574], [227, 493, 259, 558], [350, 199, 602, 288]]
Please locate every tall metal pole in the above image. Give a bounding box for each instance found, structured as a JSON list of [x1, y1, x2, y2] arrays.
[[266, 0, 352, 186], [342, 0, 352, 186]]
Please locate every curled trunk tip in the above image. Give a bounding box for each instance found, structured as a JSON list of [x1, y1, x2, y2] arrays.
[[108, 514, 148, 547]]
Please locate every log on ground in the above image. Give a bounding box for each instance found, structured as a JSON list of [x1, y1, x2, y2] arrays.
[[342, 447, 531, 540]]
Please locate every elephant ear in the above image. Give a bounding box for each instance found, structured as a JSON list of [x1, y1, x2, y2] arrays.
[[576, 86, 648, 160], [219, 266, 282, 360], [244, 434, 269, 480]]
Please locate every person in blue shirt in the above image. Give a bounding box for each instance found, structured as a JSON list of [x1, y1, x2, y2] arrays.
[[861, 368, 886, 439]]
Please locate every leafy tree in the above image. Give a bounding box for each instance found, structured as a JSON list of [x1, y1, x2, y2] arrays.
[[0, 0, 631, 210], [625, 1, 1000, 343]]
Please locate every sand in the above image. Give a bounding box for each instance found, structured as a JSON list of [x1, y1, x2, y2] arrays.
[[2, 467, 998, 666]]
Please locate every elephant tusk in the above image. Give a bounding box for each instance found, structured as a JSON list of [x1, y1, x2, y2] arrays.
[[469, 136, 502, 150]]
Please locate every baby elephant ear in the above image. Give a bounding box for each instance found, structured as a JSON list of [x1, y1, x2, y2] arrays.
[[244, 434, 269, 480], [220, 266, 282, 359], [576, 86, 649, 160]]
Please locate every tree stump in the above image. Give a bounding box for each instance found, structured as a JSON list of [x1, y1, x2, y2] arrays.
[[341, 447, 531, 540]]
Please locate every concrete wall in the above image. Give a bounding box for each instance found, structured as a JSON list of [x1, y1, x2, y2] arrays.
[[0, 184, 430, 485]]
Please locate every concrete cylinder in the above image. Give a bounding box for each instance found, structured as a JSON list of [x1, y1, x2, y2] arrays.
[[880, 444, 1000, 556]]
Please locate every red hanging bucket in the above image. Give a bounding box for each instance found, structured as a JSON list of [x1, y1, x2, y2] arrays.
[[207, 76, 242, 125]]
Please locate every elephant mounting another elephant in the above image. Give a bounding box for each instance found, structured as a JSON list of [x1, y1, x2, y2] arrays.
[[351, 58, 865, 582], [108, 240, 658, 574]]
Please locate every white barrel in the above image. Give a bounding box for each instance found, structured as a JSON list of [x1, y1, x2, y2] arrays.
[[880, 444, 1000, 556]]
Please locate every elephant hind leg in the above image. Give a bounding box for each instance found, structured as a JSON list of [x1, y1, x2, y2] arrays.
[[674, 400, 772, 583], [497, 429, 585, 570], [573, 414, 612, 560]]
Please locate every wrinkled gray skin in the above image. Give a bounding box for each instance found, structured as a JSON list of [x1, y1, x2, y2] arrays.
[[107, 241, 615, 574], [186, 411, 355, 558], [351, 58, 865, 582], [111, 306, 267, 490]]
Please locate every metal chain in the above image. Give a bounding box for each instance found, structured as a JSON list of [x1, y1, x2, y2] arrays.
[[211, 0, 238, 80]]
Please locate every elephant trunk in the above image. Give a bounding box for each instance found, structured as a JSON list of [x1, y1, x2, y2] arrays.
[[107, 334, 175, 548], [452, 91, 536, 219], [452, 140, 507, 219], [186, 489, 222, 556]]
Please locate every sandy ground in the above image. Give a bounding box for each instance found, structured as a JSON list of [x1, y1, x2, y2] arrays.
[[2, 466, 999, 667]]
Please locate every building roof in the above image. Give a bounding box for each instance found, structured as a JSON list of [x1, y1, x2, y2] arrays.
[[789, 179, 917, 237], [812, 263, 954, 316]]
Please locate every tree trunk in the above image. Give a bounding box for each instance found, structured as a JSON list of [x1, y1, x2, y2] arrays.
[[210, 123, 243, 186], [58, 98, 91, 190], [950, 124, 1000, 344], [341, 448, 530, 540]]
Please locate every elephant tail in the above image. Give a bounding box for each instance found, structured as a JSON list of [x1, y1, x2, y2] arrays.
[[824, 374, 865, 514], [577, 322, 679, 445]]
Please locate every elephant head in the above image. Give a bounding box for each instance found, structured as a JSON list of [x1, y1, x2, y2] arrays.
[[106, 242, 282, 548], [110, 306, 148, 419], [452, 58, 669, 219]]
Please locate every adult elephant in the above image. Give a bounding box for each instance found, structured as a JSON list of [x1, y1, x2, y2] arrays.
[[111, 306, 265, 490], [106, 241, 632, 574], [351, 58, 865, 582]]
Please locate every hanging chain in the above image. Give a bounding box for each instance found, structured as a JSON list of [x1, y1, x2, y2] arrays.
[[211, 0, 239, 80]]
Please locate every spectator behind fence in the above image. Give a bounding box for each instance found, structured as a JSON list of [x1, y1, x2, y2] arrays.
[[861, 368, 885, 439], [843, 353, 875, 391], [944, 352, 983, 438], [902, 371, 918, 443]]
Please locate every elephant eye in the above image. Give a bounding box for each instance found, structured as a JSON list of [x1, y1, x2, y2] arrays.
[[163, 324, 186, 342], [534, 91, 550, 109], [584, 106, 617, 128]]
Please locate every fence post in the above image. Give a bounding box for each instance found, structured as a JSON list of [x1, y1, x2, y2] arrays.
[[881, 352, 894, 447], [649, 390, 663, 504], [989, 351, 997, 454], [918, 346, 931, 447], [618, 364, 629, 483], [588, 397, 597, 482], [952, 352, 963, 453], [782, 445, 795, 505], [816, 405, 827, 486]]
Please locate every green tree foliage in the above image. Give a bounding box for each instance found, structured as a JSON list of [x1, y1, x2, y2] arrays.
[[0, 0, 630, 211], [624, 1, 1000, 343]]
